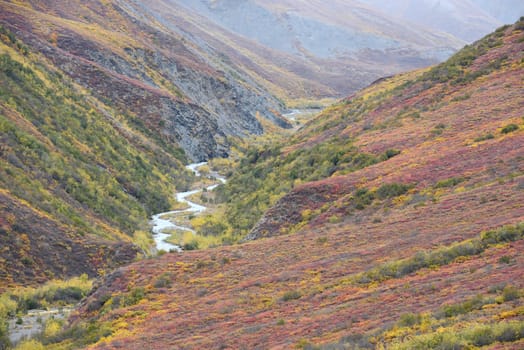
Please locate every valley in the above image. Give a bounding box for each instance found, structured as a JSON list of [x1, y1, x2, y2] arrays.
[[151, 162, 227, 253], [0, 1, 523, 349]]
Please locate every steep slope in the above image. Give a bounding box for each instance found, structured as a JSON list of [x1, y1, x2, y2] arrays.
[[0, 25, 189, 288], [0, 0, 289, 161], [172, 0, 464, 95], [44, 21, 524, 349], [247, 20, 524, 240], [358, 0, 506, 42]]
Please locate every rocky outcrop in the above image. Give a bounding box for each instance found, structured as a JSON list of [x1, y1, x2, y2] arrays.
[[1, 2, 288, 161]]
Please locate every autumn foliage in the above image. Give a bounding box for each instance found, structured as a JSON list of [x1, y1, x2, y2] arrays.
[[39, 20, 524, 349]]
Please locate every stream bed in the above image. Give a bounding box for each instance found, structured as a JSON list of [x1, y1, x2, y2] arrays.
[[8, 308, 72, 344], [150, 162, 225, 252]]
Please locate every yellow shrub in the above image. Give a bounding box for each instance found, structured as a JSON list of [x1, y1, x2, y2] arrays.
[[14, 340, 45, 350], [43, 319, 62, 338]]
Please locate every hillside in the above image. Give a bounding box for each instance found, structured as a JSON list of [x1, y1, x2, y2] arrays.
[[358, 0, 521, 42], [173, 0, 464, 96], [0, 0, 290, 162], [0, 23, 197, 288], [212, 18, 524, 242], [39, 20, 524, 349], [0, 0, 479, 289]]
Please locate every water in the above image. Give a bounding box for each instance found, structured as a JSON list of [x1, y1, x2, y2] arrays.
[[150, 162, 225, 252]]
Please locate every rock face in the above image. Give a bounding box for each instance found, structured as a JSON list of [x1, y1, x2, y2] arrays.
[[1, 1, 288, 161], [4, 0, 504, 161]]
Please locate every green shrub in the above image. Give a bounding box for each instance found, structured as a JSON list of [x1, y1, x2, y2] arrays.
[[121, 287, 145, 307], [381, 149, 401, 161], [390, 321, 524, 349], [50, 286, 85, 303], [502, 285, 520, 302], [154, 273, 172, 288], [398, 313, 422, 327], [435, 177, 465, 188], [356, 223, 523, 285], [498, 255, 512, 264], [183, 240, 199, 251], [442, 295, 488, 318], [353, 187, 375, 209], [376, 183, 411, 199], [481, 224, 523, 244], [501, 123, 519, 134], [466, 322, 524, 346], [474, 133, 494, 142], [281, 290, 302, 302]]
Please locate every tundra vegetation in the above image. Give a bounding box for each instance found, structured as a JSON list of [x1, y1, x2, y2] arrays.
[[18, 20, 522, 349]]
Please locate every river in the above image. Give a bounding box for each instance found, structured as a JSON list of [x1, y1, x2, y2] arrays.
[[283, 108, 322, 125], [150, 162, 225, 252]]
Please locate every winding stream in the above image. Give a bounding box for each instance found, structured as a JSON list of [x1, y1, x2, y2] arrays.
[[283, 109, 301, 121], [150, 109, 315, 252], [150, 162, 225, 252]]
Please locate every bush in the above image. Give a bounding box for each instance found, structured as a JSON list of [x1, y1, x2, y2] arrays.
[[390, 321, 524, 349], [502, 285, 520, 302], [381, 149, 401, 161], [481, 224, 523, 244], [122, 287, 145, 307], [355, 223, 523, 285], [376, 183, 411, 199], [498, 255, 512, 264], [435, 177, 465, 188], [398, 313, 422, 327], [469, 327, 494, 346], [442, 295, 488, 318], [51, 286, 85, 303], [474, 133, 494, 142], [154, 273, 172, 288], [501, 123, 519, 134], [281, 290, 302, 302], [183, 240, 199, 251]]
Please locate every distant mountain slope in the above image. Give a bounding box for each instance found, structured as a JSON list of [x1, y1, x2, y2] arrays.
[[172, 0, 464, 95], [44, 20, 524, 350], [358, 0, 505, 42], [471, 0, 524, 24], [176, 0, 461, 58]]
